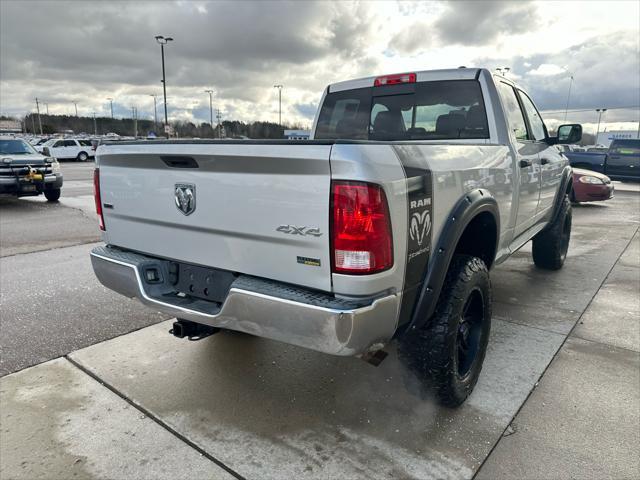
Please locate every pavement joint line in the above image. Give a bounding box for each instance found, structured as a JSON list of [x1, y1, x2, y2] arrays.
[[0, 312, 173, 379], [23, 194, 96, 221], [472, 225, 640, 480], [491, 316, 569, 337], [0, 240, 102, 259], [64, 355, 247, 480], [564, 333, 640, 354]]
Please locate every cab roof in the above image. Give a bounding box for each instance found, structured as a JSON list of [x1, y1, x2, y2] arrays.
[[328, 67, 487, 93]]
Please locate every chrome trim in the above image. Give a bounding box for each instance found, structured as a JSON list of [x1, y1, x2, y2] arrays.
[[90, 250, 399, 356], [0, 174, 57, 184]]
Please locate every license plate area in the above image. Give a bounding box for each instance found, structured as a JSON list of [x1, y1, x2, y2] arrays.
[[174, 263, 237, 303]]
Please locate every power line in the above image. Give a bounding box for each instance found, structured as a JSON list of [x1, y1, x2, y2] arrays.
[[541, 106, 639, 114]]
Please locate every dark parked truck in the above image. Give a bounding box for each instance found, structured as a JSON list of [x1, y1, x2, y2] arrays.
[[0, 136, 63, 201], [565, 138, 640, 181], [90, 68, 580, 406]]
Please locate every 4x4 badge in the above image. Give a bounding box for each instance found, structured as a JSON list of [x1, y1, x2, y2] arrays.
[[276, 225, 322, 237], [175, 183, 196, 216]]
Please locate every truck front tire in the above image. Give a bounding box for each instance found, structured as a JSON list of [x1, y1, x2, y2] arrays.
[[532, 195, 571, 270], [44, 188, 61, 202], [399, 254, 492, 407]]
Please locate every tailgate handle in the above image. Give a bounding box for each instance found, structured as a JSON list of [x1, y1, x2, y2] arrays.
[[161, 156, 199, 169]]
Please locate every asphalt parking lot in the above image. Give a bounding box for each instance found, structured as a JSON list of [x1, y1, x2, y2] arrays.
[[1, 162, 638, 479]]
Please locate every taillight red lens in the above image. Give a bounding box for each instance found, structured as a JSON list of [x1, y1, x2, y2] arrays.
[[374, 72, 416, 86], [93, 168, 105, 231], [331, 181, 393, 274]]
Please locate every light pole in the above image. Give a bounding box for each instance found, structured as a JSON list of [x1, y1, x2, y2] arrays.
[[131, 106, 138, 138], [149, 94, 158, 129], [72, 100, 78, 117], [155, 35, 173, 137], [44, 103, 49, 115], [273, 84, 283, 126], [216, 108, 223, 139], [204, 89, 215, 135], [35, 98, 43, 135], [93, 112, 97, 136], [595, 108, 607, 139], [107, 98, 114, 119], [495, 67, 510, 77], [561, 67, 574, 122]]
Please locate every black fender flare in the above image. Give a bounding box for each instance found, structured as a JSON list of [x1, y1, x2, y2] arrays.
[[407, 189, 500, 332], [549, 166, 573, 225]]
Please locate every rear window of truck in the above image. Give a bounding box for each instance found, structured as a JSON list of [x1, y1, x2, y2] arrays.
[[315, 80, 488, 141]]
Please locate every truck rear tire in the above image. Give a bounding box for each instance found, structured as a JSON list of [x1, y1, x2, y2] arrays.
[[399, 255, 491, 407], [532, 195, 571, 270], [44, 188, 61, 202], [77, 152, 89, 162]]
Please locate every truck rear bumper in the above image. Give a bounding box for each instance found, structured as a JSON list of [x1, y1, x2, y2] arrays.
[[90, 246, 399, 356]]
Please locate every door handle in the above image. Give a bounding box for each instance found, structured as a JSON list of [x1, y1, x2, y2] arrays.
[[540, 158, 550, 165], [519, 159, 531, 168]]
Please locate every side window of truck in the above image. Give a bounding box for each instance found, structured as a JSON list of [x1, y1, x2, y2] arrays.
[[315, 89, 371, 140], [518, 91, 547, 141], [53, 140, 64, 148], [610, 140, 640, 155], [497, 82, 529, 141]]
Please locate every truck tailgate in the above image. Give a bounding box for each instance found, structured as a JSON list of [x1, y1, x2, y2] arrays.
[[97, 142, 333, 292]]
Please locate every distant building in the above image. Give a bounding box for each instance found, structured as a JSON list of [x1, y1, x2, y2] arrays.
[[0, 119, 21, 133], [596, 130, 639, 147], [284, 129, 310, 140]]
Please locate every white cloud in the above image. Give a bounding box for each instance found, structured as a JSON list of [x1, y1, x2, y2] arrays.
[[0, 0, 638, 132], [528, 64, 567, 76]]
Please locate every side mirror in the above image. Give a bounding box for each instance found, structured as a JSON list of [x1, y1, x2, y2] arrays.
[[42, 147, 51, 156], [557, 124, 582, 144]]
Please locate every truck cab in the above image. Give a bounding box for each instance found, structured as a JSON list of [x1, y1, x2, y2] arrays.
[[605, 139, 640, 180]]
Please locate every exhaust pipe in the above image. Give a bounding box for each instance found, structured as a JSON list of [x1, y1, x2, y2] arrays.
[[170, 319, 220, 341]]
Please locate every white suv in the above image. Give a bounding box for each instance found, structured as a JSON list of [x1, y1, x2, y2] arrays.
[[37, 138, 94, 161]]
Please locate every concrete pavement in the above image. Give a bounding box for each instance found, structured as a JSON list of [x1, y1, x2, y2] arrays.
[[0, 242, 171, 376], [477, 230, 640, 480], [0, 358, 234, 479], [0, 162, 98, 257], [0, 197, 99, 257]]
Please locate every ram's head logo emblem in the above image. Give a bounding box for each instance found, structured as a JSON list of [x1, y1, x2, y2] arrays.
[[174, 183, 196, 216], [409, 210, 431, 246]]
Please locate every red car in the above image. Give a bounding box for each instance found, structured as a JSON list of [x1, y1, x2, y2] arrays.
[[571, 168, 614, 203]]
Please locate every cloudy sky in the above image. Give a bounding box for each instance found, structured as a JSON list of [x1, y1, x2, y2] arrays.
[[1, 0, 639, 133]]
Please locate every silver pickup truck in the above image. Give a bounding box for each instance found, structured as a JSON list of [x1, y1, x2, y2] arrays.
[[90, 68, 581, 406]]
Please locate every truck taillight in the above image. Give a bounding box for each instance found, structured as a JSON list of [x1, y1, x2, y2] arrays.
[[93, 168, 105, 231], [331, 181, 393, 274], [374, 72, 416, 86]]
